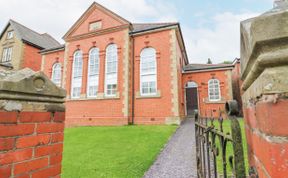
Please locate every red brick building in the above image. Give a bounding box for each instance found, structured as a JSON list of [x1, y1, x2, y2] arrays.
[[39, 2, 240, 126], [182, 62, 238, 118]]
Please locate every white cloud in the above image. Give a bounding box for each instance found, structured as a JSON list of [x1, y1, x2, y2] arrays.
[[0, 1, 259, 64], [184, 12, 259, 64], [0, 0, 177, 42]]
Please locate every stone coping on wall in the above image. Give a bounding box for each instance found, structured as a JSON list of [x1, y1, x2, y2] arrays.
[[240, 8, 288, 91], [0, 68, 66, 103]]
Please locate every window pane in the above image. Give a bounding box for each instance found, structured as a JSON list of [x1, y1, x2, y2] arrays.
[[71, 51, 83, 98], [52, 63, 61, 87], [208, 79, 220, 101], [140, 48, 157, 95], [105, 44, 118, 96]]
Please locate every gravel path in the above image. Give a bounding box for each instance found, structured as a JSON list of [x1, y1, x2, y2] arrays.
[[143, 118, 197, 178]]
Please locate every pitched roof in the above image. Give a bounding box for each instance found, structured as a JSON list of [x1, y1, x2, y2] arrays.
[[0, 20, 60, 50], [131, 23, 178, 34], [183, 63, 234, 72]]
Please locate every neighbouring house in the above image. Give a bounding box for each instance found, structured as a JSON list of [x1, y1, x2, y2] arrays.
[[182, 60, 241, 118], [0, 19, 60, 71], [0, 2, 241, 126]]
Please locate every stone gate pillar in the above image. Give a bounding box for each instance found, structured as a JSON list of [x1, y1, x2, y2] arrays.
[[0, 68, 66, 177], [241, 2, 288, 177]]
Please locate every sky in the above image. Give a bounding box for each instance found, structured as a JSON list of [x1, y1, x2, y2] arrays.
[[0, 0, 273, 63]]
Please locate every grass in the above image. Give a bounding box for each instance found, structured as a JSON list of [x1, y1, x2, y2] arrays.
[[208, 118, 248, 175], [62, 125, 177, 178]]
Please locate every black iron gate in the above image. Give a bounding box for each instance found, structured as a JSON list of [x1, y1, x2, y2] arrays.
[[195, 101, 246, 178]]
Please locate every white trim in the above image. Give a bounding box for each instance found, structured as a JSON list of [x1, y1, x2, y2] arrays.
[[71, 50, 83, 99], [87, 47, 100, 98], [208, 79, 221, 102], [140, 47, 157, 96]]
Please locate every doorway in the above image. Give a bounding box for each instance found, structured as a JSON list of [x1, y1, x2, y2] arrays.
[[185, 81, 199, 116]]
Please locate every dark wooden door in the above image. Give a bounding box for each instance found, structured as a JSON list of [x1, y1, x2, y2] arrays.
[[186, 88, 198, 116]]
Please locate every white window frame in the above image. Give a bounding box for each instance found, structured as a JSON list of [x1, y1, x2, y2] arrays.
[[7, 31, 13, 39], [1, 47, 12, 63], [87, 48, 100, 98], [105, 44, 118, 97], [71, 50, 83, 99], [51, 63, 62, 87], [140, 47, 157, 96], [208, 79, 221, 101]]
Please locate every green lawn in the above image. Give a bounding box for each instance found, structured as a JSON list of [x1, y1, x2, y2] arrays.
[[208, 118, 248, 176], [62, 125, 177, 178]]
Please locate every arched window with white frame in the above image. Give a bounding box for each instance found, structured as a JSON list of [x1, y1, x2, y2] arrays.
[[51, 63, 62, 87], [87, 48, 100, 97], [105, 44, 118, 96], [140, 47, 157, 96], [208, 79, 221, 101], [71, 50, 83, 98]]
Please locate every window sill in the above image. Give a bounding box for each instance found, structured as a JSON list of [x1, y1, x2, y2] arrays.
[[205, 100, 226, 104], [67, 92, 120, 101], [135, 90, 161, 99]]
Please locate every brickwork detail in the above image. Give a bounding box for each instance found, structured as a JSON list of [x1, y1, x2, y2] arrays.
[[0, 111, 65, 178]]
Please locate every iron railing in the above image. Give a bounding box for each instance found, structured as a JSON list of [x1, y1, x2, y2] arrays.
[[195, 100, 246, 178]]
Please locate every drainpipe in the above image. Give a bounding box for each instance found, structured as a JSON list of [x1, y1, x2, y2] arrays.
[[131, 36, 135, 125]]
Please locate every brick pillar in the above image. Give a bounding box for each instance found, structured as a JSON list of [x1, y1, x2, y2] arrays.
[[241, 4, 288, 177], [0, 68, 66, 178]]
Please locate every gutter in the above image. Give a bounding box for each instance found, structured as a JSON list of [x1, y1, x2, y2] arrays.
[[183, 66, 234, 74], [129, 24, 178, 35]]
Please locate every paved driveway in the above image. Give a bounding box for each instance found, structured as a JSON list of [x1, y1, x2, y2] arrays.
[[143, 118, 197, 178]]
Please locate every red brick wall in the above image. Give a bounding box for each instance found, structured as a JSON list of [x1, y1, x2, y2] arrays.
[[182, 69, 233, 118], [243, 98, 288, 177], [22, 44, 42, 71], [64, 30, 129, 127], [42, 50, 65, 85], [0, 111, 65, 178], [133, 30, 181, 124]]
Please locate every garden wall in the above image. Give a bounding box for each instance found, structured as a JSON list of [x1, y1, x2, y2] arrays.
[[0, 69, 66, 178], [241, 4, 288, 177]]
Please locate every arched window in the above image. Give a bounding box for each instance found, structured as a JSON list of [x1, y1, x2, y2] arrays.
[[140, 47, 157, 95], [87, 48, 100, 97], [105, 44, 118, 96], [208, 79, 221, 101], [51, 63, 61, 87], [71, 50, 83, 98]]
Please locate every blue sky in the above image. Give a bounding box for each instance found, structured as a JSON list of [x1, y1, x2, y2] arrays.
[[0, 0, 273, 63]]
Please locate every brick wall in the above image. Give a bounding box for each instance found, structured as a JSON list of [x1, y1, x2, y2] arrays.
[[0, 111, 65, 178], [243, 97, 288, 177], [22, 44, 42, 72], [182, 69, 233, 118], [241, 7, 288, 177], [0, 69, 66, 178]]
